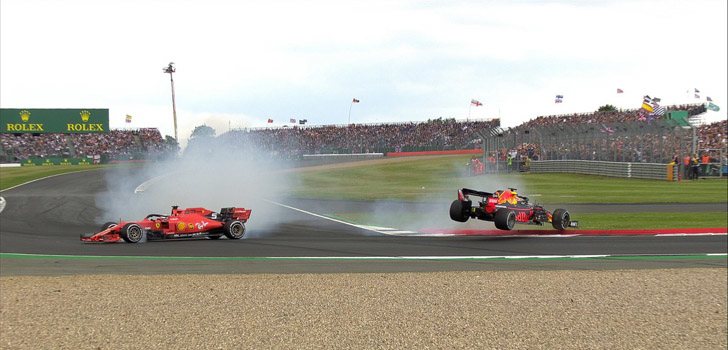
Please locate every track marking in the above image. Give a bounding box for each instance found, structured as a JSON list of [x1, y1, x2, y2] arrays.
[[0, 169, 100, 193], [264, 199, 391, 235], [1, 252, 726, 261]]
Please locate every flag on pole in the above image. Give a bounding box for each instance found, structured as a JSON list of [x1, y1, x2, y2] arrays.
[[470, 99, 483, 106], [125, 114, 132, 123], [694, 94, 700, 99], [706, 96, 713, 102], [554, 95, 564, 103], [650, 105, 666, 116], [352, 98, 360, 103], [641, 95, 655, 113], [617, 88, 624, 93], [299, 119, 308, 125], [652, 97, 661, 103], [267, 118, 273, 123], [290, 118, 296, 123], [694, 88, 700, 93]]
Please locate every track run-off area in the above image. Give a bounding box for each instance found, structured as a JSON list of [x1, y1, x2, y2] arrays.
[[0, 168, 725, 274]]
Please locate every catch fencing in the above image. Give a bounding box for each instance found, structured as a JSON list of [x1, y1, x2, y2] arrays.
[[480, 119, 694, 164]]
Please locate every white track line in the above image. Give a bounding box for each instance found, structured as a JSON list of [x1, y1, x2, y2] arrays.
[[264, 199, 390, 235], [0, 169, 97, 193]]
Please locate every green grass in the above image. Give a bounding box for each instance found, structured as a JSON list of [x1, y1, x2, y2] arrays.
[[0, 165, 116, 190], [291, 155, 728, 204], [2, 156, 726, 230]]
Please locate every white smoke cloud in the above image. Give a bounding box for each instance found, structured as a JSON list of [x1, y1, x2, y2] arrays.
[[94, 132, 300, 237]]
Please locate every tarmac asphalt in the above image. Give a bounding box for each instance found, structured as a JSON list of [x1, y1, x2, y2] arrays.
[[0, 169, 725, 275]]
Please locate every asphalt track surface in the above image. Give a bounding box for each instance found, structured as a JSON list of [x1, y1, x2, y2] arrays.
[[0, 169, 726, 274]]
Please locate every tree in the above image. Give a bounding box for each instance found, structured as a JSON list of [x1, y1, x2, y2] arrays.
[[597, 104, 618, 112], [190, 124, 216, 139]]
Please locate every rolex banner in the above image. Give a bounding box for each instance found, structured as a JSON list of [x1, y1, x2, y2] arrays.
[[0, 108, 110, 133]]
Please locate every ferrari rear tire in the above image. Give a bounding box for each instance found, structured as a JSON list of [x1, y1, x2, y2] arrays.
[[121, 223, 144, 243], [100, 222, 117, 231], [552, 209, 570, 230], [494, 210, 516, 230], [449, 200, 469, 222], [224, 220, 246, 239]]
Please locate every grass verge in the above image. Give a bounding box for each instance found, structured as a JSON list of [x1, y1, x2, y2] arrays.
[[291, 155, 728, 204], [0, 164, 127, 191]]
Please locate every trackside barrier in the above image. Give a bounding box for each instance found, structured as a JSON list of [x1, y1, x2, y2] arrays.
[[530, 160, 678, 180], [299, 153, 384, 166]]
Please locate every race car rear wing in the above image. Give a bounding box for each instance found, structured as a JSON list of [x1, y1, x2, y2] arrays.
[[460, 188, 493, 198], [459, 188, 530, 204]]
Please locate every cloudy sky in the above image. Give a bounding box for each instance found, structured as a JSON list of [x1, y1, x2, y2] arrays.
[[1, 0, 726, 142]]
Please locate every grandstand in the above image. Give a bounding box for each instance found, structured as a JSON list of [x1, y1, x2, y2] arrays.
[[1, 104, 725, 172], [0, 128, 176, 163]]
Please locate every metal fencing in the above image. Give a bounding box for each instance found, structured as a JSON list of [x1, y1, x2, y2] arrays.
[[480, 119, 694, 164]]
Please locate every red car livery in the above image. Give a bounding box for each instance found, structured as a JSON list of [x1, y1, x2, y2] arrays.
[[449, 188, 577, 230], [81, 206, 252, 243]]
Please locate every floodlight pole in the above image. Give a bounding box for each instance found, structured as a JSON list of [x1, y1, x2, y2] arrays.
[[163, 62, 178, 141]]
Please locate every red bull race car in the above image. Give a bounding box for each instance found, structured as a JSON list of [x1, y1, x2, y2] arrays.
[[81, 206, 252, 243], [449, 188, 577, 231]]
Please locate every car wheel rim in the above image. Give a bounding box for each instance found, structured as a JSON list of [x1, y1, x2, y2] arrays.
[[232, 223, 243, 237], [129, 227, 142, 240]]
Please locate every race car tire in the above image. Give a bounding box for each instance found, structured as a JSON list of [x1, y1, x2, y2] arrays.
[[552, 209, 571, 230], [494, 209, 516, 230], [100, 222, 117, 231], [224, 220, 246, 239], [449, 200, 469, 222], [121, 223, 145, 243]]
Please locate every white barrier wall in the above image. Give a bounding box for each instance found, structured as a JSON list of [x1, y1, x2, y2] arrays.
[[530, 160, 675, 180]]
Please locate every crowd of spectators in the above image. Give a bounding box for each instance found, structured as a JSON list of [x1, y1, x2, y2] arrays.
[[489, 103, 722, 164], [215, 118, 500, 158], [1, 105, 724, 167], [522, 104, 707, 129], [0, 128, 173, 162]]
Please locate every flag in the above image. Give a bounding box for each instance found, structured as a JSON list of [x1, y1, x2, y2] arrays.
[[299, 119, 308, 125], [708, 102, 720, 112], [125, 114, 132, 123], [652, 97, 661, 103], [290, 118, 296, 123], [641, 96, 655, 112], [617, 88, 624, 93], [352, 98, 360, 103], [694, 88, 700, 93], [471, 99, 483, 106], [706, 96, 713, 102], [650, 105, 666, 116], [267, 118, 273, 123], [555, 95, 563, 103], [695, 94, 700, 99]]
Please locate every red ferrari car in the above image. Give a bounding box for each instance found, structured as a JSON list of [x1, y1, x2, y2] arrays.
[[449, 188, 577, 230], [81, 206, 252, 243]]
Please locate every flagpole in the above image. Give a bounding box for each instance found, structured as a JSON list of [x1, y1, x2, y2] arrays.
[[468, 103, 472, 121], [348, 102, 353, 124]]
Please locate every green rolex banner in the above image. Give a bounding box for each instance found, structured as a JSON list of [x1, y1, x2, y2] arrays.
[[0, 108, 109, 133]]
